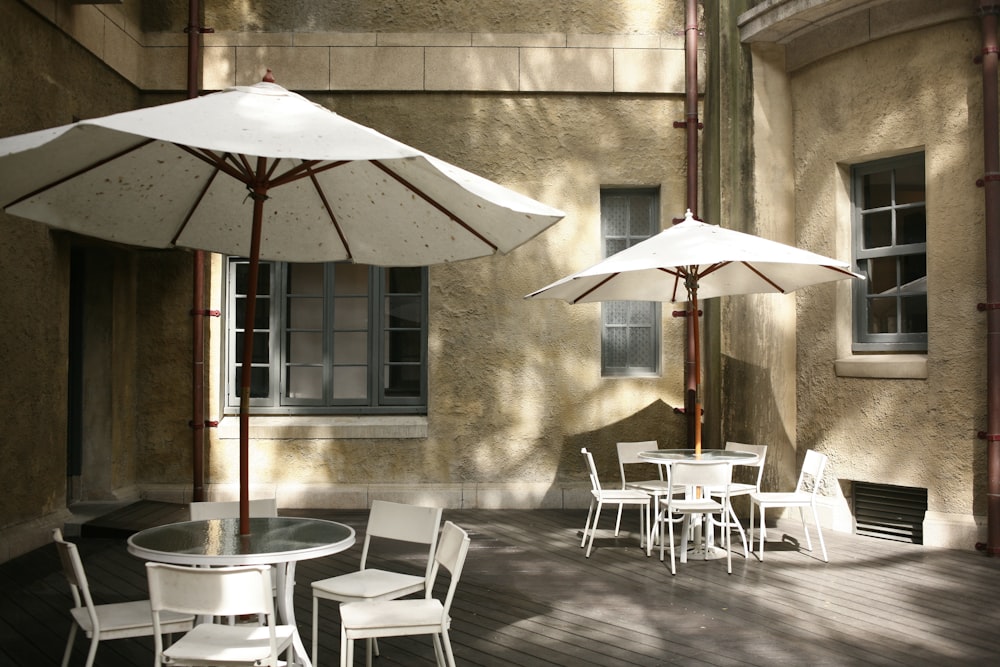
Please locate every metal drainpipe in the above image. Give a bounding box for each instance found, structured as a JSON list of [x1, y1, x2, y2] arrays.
[[979, 0, 1000, 556], [188, 0, 206, 502], [681, 0, 701, 449]]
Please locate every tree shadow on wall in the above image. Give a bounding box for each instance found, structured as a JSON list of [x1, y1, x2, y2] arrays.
[[560, 399, 687, 484]]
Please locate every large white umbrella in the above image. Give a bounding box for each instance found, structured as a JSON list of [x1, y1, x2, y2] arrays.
[[526, 209, 861, 452], [0, 79, 565, 532]]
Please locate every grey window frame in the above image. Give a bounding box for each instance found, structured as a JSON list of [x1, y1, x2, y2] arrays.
[[851, 153, 928, 352], [600, 188, 662, 377], [225, 259, 428, 415]]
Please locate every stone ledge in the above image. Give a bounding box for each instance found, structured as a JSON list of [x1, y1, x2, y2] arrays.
[[215, 415, 430, 440], [834, 354, 928, 379]]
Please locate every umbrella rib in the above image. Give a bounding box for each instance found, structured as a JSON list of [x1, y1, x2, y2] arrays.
[[571, 273, 620, 304], [371, 160, 499, 253], [305, 167, 353, 261], [4, 138, 157, 208]]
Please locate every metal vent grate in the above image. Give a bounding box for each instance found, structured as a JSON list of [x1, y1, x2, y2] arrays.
[[853, 482, 928, 544]]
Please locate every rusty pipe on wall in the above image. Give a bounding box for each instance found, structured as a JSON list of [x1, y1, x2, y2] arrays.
[[979, 0, 1000, 556], [188, 0, 206, 502], [681, 0, 701, 448]]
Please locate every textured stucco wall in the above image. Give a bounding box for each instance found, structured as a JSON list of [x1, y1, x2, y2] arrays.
[[184, 92, 692, 498], [0, 0, 142, 558], [790, 20, 985, 526]]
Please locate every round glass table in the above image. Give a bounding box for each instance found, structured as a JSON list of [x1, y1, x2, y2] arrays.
[[638, 449, 759, 560], [128, 516, 356, 667]]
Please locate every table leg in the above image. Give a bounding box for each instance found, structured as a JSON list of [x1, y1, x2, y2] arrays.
[[276, 561, 312, 667]]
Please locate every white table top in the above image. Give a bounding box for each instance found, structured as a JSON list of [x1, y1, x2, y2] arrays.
[[638, 448, 759, 464], [127, 516, 356, 566]]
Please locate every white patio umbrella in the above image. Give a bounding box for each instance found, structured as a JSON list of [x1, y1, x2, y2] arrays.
[[526, 209, 862, 453], [0, 78, 565, 533]]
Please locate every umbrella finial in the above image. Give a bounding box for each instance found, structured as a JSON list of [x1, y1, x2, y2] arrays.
[[262, 69, 276, 83]]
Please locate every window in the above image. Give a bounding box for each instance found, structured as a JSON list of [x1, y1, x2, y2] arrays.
[[851, 154, 927, 352], [225, 259, 427, 414], [600, 189, 661, 376]]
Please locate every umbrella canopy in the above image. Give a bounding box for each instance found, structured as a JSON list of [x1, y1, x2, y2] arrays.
[[0, 80, 565, 533], [526, 209, 862, 452]]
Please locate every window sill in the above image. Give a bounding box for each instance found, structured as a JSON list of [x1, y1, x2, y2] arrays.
[[834, 354, 928, 379], [216, 415, 428, 440]]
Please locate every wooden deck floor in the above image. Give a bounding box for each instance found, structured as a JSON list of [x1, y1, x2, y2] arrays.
[[2, 502, 999, 666]]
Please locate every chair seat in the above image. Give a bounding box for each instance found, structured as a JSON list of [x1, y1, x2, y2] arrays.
[[593, 489, 650, 501], [752, 491, 812, 506], [162, 623, 296, 664], [666, 498, 725, 513], [312, 568, 425, 601], [707, 482, 756, 496], [341, 599, 448, 637], [626, 480, 685, 494], [69, 600, 192, 640]]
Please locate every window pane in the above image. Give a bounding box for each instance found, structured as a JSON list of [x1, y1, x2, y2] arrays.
[[603, 196, 629, 236], [385, 365, 420, 397], [386, 331, 422, 363], [605, 238, 627, 256], [333, 332, 367, 363], [866, 257, 898, 295], [894, 163, 925, 205], [236, 367, 270, 399], [386, 295, 422, 328], [235, 295, 271, 330], [288, 263, 323, 294], [901, 295, 928, 333], [605, 301, 627, 325], [899, 253, 927, 288], [333, 297, 367, 328], [387, 267, 422, 293], [628, 195, 651, 236], [862, 211, 892, 249], [628, 327, 653, 367], [235, 262, 271, 295], [334, 262, 368, 295], [333, 366, 367, 399], [867, 297, 897, 334], [288, 297, 323, 328], [605, 327, 627, 367], [897, 207, 926, 245], [629, 302, 654, 325], [287, 366, 323, 399], [287, 332, 322, 363], [236, 331, 270, 364], [863, 171, 892, 209]]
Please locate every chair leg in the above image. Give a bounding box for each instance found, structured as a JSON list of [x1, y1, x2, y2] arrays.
[[798, 506, 814, 553], [668, 515, 677, 575], [722, 505, 732, 574], [812, 505, 829, 561], [585, 501, 603, 557], [581, 499, 596, 548], [60, 623, 76, 667], [729, 504, 748, 558], [340, 625, 352, 667], [312, 596, 320, 667], [614, 504, 624, 537], [441, 628, 457, 667], [84, 632, 100, 667]]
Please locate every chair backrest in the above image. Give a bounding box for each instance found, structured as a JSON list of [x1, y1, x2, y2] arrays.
[[724, 441, 768, 488], [52, 528, 95, 619], [360, 500, 443, 578], [616, 441, 663, 486], [581, 448, 604, 492], [147, 562, 275, 617], [796, 449, 828, 498], [423, 521, 471, 616], [669, 461, 733, 492], [189, 498, 278, 521]]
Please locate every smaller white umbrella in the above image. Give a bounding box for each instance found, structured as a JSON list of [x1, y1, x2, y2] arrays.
[[526, 209, 863, 452]]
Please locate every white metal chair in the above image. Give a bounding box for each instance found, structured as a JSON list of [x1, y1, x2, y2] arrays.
[[749, 449, 829, 562], [188, 498, 278, 521], [656, 461, 734, 575], [580, 447, 650, 557], [706, 442, 768, 557], [616, 440, 686, 550], [312, 500, 443, 667], [339, 521, 471, 667], [52, 528, 193, 667], [146, 562, 295, 667]]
